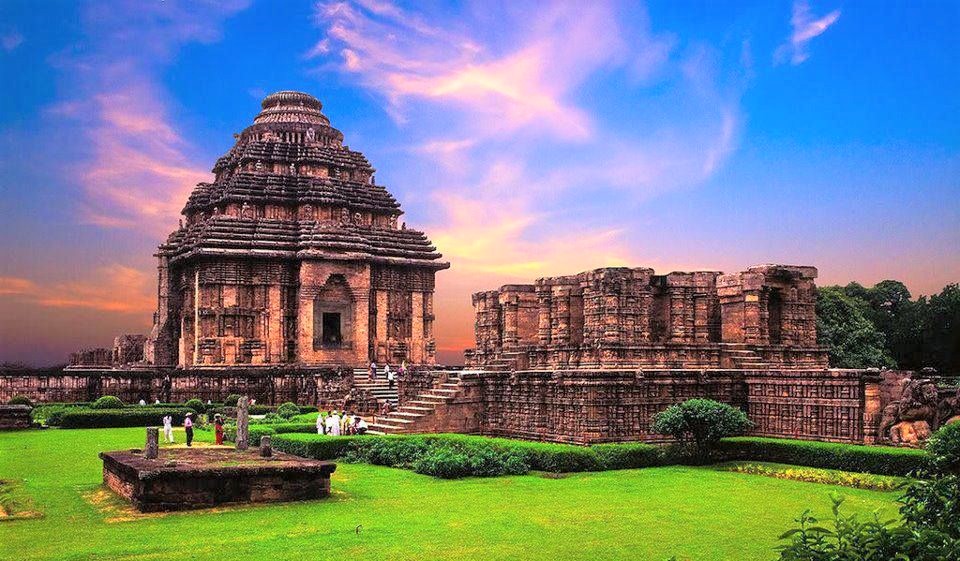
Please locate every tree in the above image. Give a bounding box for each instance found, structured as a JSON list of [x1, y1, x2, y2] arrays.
[[816, 286, 895, 369], [926, 284, 960, 375], [651, 399, 752, 463]]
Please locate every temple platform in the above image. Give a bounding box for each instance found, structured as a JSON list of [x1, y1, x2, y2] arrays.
[[99, 447, 336, 512]]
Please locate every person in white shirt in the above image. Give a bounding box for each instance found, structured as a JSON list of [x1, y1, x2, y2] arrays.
[[316, 412, 325, 435], [162, 414, 174, 443], [326, 411, 341, 436], [356, 417, 369, 435], [138, 399, 146, 406], [387, 365, 396, 389]]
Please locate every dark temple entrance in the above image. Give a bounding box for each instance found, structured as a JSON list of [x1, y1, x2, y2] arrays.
[[768, 289, 783, 344], [322, 312, 342, 348]]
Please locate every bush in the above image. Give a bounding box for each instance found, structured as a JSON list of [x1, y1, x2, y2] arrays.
[[58, 408, 192, 429], [276, 402, 299, 419], [413, 448, 473, 479], [298, 405, 319, 414], [926, 421, 960, 474], [7, 395, 33, 408], [184, 399, 205, 413], [249, 405, 275, 415], [224, 394, 241, 406], [777, 477, 960, 560], [719, 436, 931, 477], [91, 396, 123, 410], [592, 442, 663, 470], [652, 399, 752, 462], [272, 433, 364, 460]]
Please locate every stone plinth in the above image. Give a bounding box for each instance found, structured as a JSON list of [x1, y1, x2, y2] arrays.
[[99, 448, 336, 512], [0, 405, 31, 430]]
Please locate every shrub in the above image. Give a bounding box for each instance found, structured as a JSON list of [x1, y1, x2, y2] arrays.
[[298, 405, 319, 414], [276, 402, 299, 419], [926, 421, 960, 474], [413, 448, 473, 479], [224, 394, 241, 406], [725, 462, 904, 491], [184, 398, 205, 413], [777, 478, 960, 560], [272, 433, 363, 460], [249, 405, 274, 415], [58, 408, 192, 429], [719, 436, 931, 477], [592, 442, 663, 470], [7, 395, 33, 408], [91, 396, 123, 410], [652, 399, 752, 463]]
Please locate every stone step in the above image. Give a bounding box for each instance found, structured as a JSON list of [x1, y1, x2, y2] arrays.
[[391, 411, 427, 420]]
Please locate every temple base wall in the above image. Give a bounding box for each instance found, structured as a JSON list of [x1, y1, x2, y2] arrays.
[[0, 367, 355, 407]]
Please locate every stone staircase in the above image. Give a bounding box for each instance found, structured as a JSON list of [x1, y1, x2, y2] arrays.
[[722, 344, 766, 369], [352, 368, 399, 407], [367, 372, 463, 435]]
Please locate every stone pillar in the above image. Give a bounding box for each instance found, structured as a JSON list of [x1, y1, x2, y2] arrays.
[[268, 284, 283, 363], [862, 372, 882, 444], [145, 427, 159, 459], [537, 286, 552, 345], [260, 435, 272, 457], [236, 396, 250, 450], [375, 290, 388, 361]]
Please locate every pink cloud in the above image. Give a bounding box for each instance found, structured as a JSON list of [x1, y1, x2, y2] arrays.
[[775, 0, 841, 65], [0, 265, 154, 314]]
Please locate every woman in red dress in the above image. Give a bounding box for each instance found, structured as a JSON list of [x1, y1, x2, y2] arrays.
[[214, 414, 225, 445]]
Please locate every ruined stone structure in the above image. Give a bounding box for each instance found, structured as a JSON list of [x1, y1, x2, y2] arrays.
[[142, 91, 448, 368], [466, 264, 824, 371]]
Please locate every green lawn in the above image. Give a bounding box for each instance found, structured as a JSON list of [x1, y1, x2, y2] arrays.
[[0, 428, 899, 561]]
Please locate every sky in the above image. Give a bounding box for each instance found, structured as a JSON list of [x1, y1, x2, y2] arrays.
[[0, 0, 958, 366]]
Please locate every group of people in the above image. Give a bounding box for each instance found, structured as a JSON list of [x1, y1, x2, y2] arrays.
[[368, 360, 403, 389], [161, 411, 222, 447], [317, 410, 369, 435]]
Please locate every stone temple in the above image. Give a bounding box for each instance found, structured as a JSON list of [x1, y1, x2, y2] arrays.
[[145, 91, 448, 368]]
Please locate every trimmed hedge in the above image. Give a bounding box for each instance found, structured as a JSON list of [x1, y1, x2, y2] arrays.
[[58, 408, 193, 429], [271, 433, 666, 478], [273, 433, 363, 460], [91, 396, 124, 410], [717, 436, 931, 477]]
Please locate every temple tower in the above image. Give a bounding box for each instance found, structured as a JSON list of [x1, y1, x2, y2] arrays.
[[146, 91, 449, 367]]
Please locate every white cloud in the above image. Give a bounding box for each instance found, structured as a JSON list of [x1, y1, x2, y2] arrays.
[[775, 0, 841, 65]]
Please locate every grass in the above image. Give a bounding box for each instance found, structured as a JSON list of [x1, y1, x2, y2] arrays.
[[0, 428, 900, 561]]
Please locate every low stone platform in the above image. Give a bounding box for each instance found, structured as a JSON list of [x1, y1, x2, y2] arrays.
[[0, 405, 31, 430], [99, 447, 336, 512]]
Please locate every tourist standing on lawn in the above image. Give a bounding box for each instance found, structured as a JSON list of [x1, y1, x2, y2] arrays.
[[162, 414, 174, 443], [326, 410, 341, 436], [214, 414, 225, 445], [184, 413, 194, 447], [317, 411, 326, 435]]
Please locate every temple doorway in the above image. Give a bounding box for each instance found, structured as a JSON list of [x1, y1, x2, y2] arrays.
[[322, 312, 342, 347], [768, 289, 783, 344]]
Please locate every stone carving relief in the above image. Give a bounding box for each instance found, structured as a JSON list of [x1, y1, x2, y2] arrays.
[[878, 377, 952, 446]]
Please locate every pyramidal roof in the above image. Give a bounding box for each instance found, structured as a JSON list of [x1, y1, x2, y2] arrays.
[[159, 91, 449, 270]]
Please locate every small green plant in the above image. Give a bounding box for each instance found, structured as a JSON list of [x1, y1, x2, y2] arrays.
[[184, 398, 205, 413], [224, 394, 241, 406], [276, 402, 299, 419], [652, 399, 752, 463], [7, 395, 33, 408], [91, 396, 123, 410]]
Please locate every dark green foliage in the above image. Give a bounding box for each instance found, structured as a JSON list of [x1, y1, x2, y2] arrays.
[[184, 399, 205, 413], [817, 281, 960, 374], [298, 405, 319, 413], [225, 422, 316, 444], [272, 433, 363, 460], [273, 433, 664, 478], [249, 405, 274, 415], [276, 402, 299, 419], [816, 286, 896, 368], [91, 396, 124, 410], [57, 408, 192, 429], [592, 442, 664, 470], [719, 437, 931, 477], [7, 395, 33, 408], [926, 421, 960, 474], [651, 399, 753, 462], [778, 477, 960, 560], [223, 394, 241, 406]]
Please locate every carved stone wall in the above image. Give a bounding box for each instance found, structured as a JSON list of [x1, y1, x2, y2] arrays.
[[0, 367, 354, 407], [467, 264, 827, 370], [409, 368, 875, 445]]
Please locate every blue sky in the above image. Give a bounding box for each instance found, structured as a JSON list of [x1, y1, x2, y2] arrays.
[[0, 0, 958, 365]]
